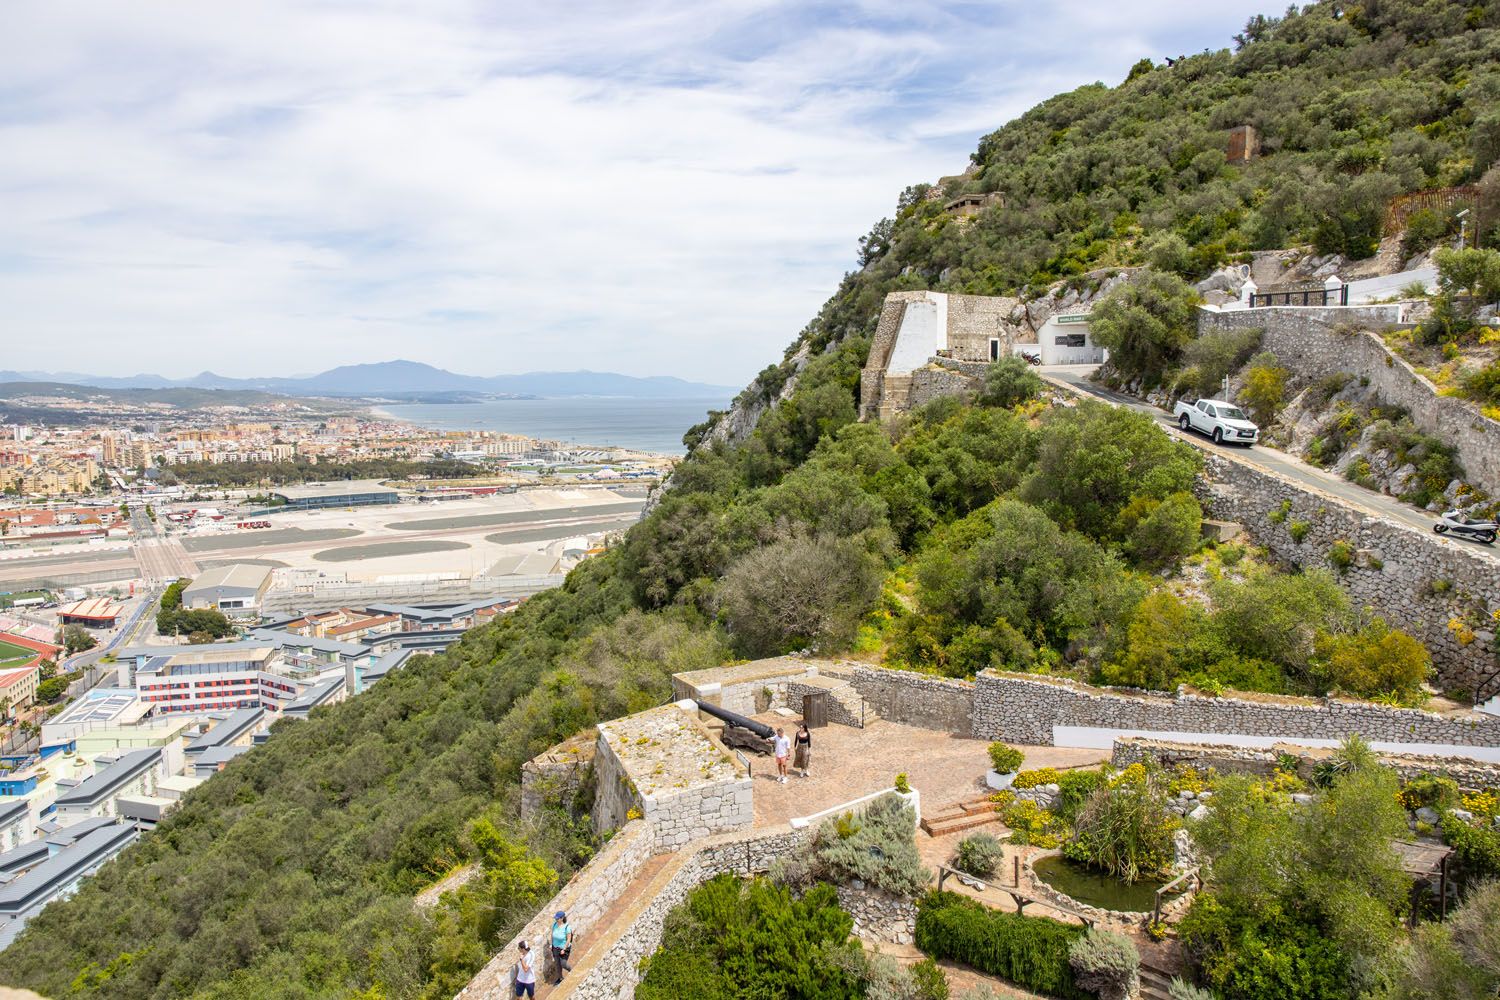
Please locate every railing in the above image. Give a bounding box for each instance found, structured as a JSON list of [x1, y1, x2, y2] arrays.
[[1152, 866, 1201, 925], [934, 862, 1100, 928], [1249, 285, 1349, 308]]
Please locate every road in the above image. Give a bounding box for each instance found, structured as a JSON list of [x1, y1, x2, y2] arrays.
[[1040, 365, 1500, 564], [130, 506, 199, 584]]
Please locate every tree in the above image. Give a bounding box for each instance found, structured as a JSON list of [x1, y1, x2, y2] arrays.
[[1314, 618, 1430, 701], [1434, 247, 1500, 309], [1124, 491, 1202, 570], [62, 625, 96, 655], [1088, 270, 1200, 385], [976, 356, 1043, 409], [859, 217, 895, 267], [1023, 401, 1201, 540], [1238, 352, 1288, 426], [717, 534, 883, 656]]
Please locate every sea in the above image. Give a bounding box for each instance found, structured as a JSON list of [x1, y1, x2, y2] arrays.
[[371, 397, 733, 455]]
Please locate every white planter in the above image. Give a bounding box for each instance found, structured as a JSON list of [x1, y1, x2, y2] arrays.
[[986, 769, 1017, 791]]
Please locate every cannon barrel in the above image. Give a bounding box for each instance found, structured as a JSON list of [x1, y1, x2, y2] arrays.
[[694, 699, 774, 739]]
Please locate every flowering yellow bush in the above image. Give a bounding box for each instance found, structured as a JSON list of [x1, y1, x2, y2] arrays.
[[1012, 767, 1061, 790], [1001, 799, 1065, 848], [1167, 764, 1214, 796], [1461, 790, 1498, 818]]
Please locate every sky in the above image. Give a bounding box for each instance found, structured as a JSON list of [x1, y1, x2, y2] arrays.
[[0, 1, 1271, 387]]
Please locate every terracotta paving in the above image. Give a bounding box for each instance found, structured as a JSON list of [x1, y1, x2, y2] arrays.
[[738, 713, 1106, 830]]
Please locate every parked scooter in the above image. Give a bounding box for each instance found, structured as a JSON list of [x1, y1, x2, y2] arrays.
[[1433, 509, 1498, 545]]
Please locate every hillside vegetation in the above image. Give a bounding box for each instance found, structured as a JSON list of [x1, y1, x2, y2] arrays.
[[1, 3, 1497, 999]]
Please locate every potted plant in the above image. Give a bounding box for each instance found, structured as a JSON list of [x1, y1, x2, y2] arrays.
[[987, 742, 1024, 790]]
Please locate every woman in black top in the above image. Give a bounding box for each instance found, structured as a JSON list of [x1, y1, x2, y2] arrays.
[[794, 723, 812, 778]]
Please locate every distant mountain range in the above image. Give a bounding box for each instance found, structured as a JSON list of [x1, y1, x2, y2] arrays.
[[0, 361, 737, 400]]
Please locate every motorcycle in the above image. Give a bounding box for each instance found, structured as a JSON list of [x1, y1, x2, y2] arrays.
[[1433, 509, 1498, 545], [1021, 353, 1042, 367]]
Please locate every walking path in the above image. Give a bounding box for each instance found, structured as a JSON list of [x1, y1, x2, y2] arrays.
[[1040, 365, 1499, 564]]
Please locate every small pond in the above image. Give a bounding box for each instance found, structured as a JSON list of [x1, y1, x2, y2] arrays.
[[1032, 855, 1180, 912]]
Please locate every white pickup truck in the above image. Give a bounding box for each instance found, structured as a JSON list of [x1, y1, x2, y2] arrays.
[[1173, 398, 1259, 445]]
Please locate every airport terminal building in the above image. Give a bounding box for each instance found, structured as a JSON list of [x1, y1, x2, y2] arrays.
[[272, 480, 401, 512]]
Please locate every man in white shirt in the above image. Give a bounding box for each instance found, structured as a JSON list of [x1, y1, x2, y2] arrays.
[[773, 728, 791, 783]]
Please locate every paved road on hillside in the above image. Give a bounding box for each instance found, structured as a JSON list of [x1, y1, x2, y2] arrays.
[[1041, 365, 1500, 565]]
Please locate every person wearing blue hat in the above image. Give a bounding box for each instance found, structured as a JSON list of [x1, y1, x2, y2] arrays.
[[549, 911, 574, 985]]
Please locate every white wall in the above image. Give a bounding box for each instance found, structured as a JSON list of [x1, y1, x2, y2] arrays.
[[1036, 316, 1107, 365], [887, 298, 946, 374]]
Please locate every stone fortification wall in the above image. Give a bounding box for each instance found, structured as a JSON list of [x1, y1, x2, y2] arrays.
[[973, 671, 1500, 748], [1198, 449, 1499, 697], [846, 664, 974, 735], [455, 820, 655, 1000], [943, 293, 1023, 359], [554, 826, 815, 1000], [591, 731, 640, 835], [908, 364, 975, 409], [672, 657, 816, 716], [861, 294, 920, 419], [783, 679, 864, 727], [519, 733, 595, 820], [1198, 305, 1500, 496], [1111, 736, 1500, 791]]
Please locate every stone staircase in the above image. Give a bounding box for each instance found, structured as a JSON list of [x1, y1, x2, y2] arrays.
[[919, 795, 1006, 837], [1138, 963, 1177, 1000], [827, 677, 879, 728]]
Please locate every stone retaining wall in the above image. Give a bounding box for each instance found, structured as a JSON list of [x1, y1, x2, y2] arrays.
[[973, 671, 1500, 748], [1198, 305, 1500, 496], [455, 820, 655, 1000], [1111, 736, 1500, 790], [1198, 449, 1500, 697], [846, 664, 975, 735], [836, 884, 918, 945], [556, 826, 816, 1000]]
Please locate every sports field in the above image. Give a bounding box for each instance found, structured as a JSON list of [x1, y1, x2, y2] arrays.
[[0, 639, 39, 669]]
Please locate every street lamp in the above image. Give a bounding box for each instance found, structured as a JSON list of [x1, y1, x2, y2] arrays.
[[1457, 208, 1471, 250]]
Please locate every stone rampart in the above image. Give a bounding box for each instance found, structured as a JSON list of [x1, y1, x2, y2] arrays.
[[845, 664, 974, 735], [973, 671, 1500, 749], [907, 364, 974, 409], [552, 826, 815, 1000], [1197, 449, 1499, 697], [1198, 305, 1500, 496], [519, 731, 595, 820], [1111, 736, 1500, 791], [455, 820, 655, 1000]]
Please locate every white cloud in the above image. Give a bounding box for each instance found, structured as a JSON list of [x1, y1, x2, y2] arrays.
[[0, 0, 1267, 385]]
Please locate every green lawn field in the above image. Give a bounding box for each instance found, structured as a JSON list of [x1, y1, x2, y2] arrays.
[[0, 639, 38, 669]]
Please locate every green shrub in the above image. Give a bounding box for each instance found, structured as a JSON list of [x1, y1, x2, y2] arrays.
[[954, 832, 1006, 879], [1063, 764, 1177, 883], [977, 356, 1044, 409], [1327, 540, 1355, 573], [915, 892, 1089, 999], [1055, 768, 1108, 824], [636, 874, 861, 1000], [909, 957, 950, 1000], [1068, 928, 1140, 999], [1399, 774, 1460, 812], [1287, 520, 1311, 543], [988, 743, 1025, 774], [813, 793, 930, 898], [1125, 491, 1202, 571]]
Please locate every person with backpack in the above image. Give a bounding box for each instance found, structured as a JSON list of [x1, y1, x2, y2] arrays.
[[514, 940, 536, 998]]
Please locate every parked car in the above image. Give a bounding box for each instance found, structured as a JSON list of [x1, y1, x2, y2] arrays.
[[1173, 398, 1260, 445]]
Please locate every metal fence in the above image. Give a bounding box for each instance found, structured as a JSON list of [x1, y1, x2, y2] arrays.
[[1249, 284, 1349, 308]]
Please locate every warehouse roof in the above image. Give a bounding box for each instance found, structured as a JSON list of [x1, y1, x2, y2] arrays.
[[185, 564, 273, 593], [272, 480, 400, 500]]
